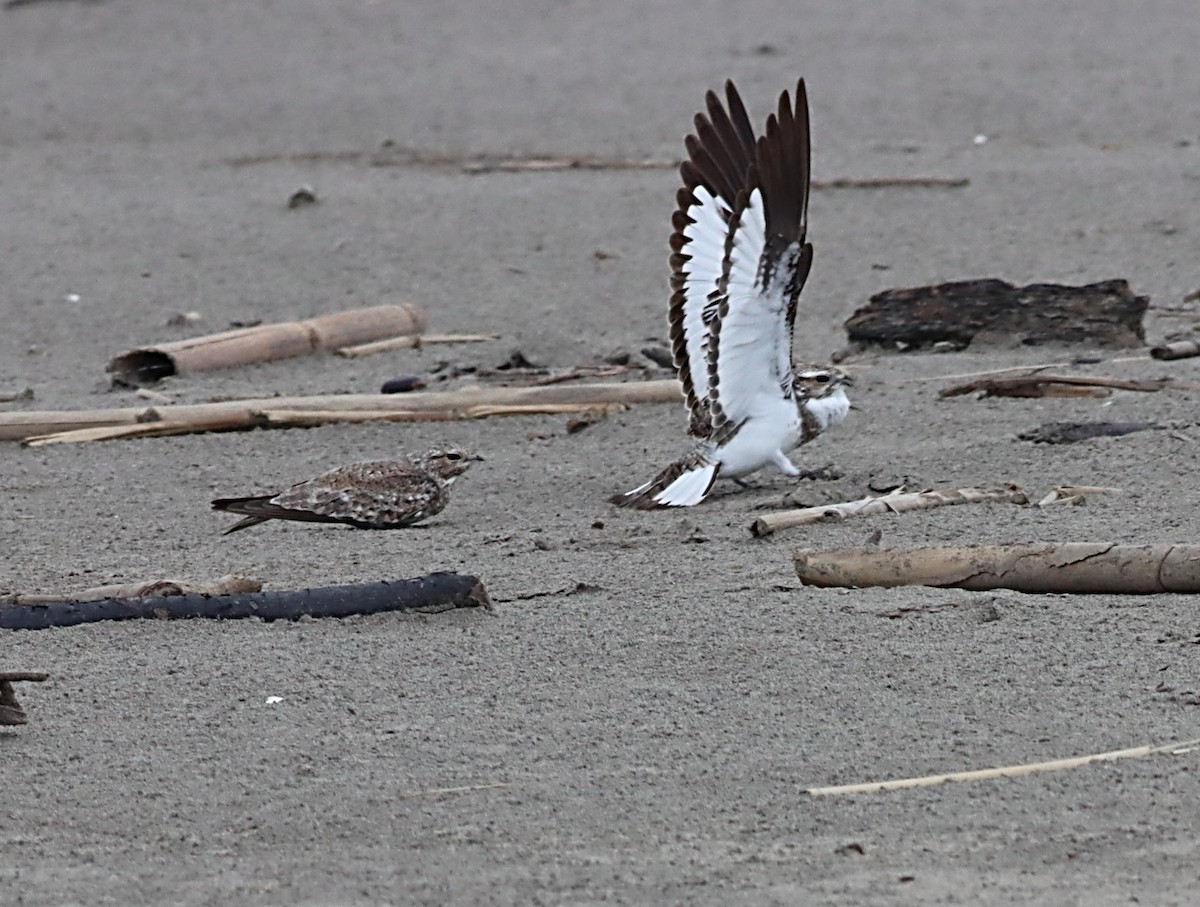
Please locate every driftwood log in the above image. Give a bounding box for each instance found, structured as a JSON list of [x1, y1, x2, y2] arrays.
[[751, 485, 1028, 537], [794, 543, 1200, 593], [940, 373, 1171, 399], [1, 573, 260, 605], [844, 279, 1148, 350], [0, 379, 682, 443], [0, 574, 491, 630], [0, 673, 49, 726], [108, 303, 426, 386], [1017, 421, 1161, 444]]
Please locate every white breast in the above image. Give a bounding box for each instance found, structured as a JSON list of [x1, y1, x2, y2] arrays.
[[804, 387, 850, 431]]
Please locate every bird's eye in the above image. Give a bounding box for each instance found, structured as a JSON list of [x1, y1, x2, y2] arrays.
[[445, 452, 463, 461], [814, 373, 831, 383]]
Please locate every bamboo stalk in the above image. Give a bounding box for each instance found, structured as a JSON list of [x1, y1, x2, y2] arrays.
[[805, 737, 1200, 795], [6, 380, 680, 444], [107, 303, 427, 386]]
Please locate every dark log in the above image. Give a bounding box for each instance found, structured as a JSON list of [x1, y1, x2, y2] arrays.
[[844, 279, 1148, 350], [1017, 421, 1160, 444], [0, 574, 490, 631]]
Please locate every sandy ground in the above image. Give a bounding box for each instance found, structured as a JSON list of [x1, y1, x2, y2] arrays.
[[3, 1, 1200, 904]]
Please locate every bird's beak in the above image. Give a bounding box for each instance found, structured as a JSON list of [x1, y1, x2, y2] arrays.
[[839, 374, 855, 387], [470, 454, 485, 462]]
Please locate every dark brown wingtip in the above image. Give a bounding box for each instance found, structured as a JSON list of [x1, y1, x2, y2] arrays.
[[221, 515, 267, 535], [608, 490, 666, 510]]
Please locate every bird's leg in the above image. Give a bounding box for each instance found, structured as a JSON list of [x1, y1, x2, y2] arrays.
[[732, 476, 758, 489], [772, 451, 801, 477]]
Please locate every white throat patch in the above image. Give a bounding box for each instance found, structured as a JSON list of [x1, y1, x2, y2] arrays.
[[804, 387, 850, 430]]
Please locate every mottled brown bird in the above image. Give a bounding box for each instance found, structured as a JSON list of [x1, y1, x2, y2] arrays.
[[212, 446, 479, 534]]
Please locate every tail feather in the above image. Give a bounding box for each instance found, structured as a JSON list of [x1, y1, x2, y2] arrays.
[[609, 451, 719, 509], [212, 495, 335, 533]]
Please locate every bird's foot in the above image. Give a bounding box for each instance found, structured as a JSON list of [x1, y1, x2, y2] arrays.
[[795, 463, 843, 482]]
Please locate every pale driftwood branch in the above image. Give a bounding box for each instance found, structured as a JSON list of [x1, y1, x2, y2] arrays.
[[751, 485, 1028, 537], [1035, 485, 1123, 507], [107, 303, 427, 386], [1151, 340, 1200, 360], [2, 379, 681, 443], [940, 373, 1171, 399], [805, 736, 1200, 796], [845, 279, 1148, 350], [1, 573, 261, 605], [0, 573, 491, 630], [336, 332, 501, 358], [0, 672, 49, 726], [23, 402, 631, 445], [793, 543, 1200, 593]]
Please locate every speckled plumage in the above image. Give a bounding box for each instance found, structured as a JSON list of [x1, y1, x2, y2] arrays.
[[212, 446, 478, 533]]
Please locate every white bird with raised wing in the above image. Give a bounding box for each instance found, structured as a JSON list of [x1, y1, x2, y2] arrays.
[[611, 79, 850, 509]]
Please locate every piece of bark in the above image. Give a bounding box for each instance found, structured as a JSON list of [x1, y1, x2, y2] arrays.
[[107, 303, 427, 386], [1018, 421, 1160, 444], [2, 573, 260, 606], [0, 673, 49, 726], [844, 279, 1148, 350], [752, 485, 1028, 537], [940, 373, 1170, 399], [0, 574, 491, 630], [793, 543, 1200, 593], [1150, 340, 1200, 360], [1, 379, 681, 443], [337, 332, 501, 358]]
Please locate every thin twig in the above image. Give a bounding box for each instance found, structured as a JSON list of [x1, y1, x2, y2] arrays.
[[220, 148, 966, 187], [336, 333, 501, 359], [806, 736, 1200, 795], [397, 782, 511, 799], [904, 355, 1152, 384], [811, 176, 968, 190]]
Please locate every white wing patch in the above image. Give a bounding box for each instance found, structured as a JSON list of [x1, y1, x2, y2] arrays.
[[679, 185, 731, 413], [710, 189, 793, 427], [652, 461, 719, 507]]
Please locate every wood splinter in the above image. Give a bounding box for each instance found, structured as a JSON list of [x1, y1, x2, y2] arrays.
[[0, 672, 49, 726]]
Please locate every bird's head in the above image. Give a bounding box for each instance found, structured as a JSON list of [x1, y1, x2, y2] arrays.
[[792, 365, 852, 399], [418, 445, 483, 480]]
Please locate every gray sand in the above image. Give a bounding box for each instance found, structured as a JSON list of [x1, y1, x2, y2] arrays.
[[3, 1, 1200, 904]]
